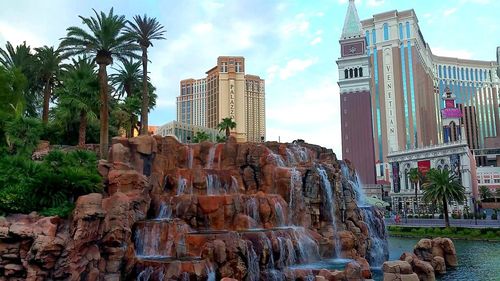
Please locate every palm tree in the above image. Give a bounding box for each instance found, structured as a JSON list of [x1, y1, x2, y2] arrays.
[[479, 186, 493, 201], [422, 168, 466, 227], [217, 117, 236, 138], [60, 8, 140, 159], [110, 59, 141, 137], [193, 131, 210, 143], [35, 46, 66, 124], [125, 15, 166, 135], [408, 168, 422, 214], [55, 57, 99, 147], [0, 41, 39, 117]]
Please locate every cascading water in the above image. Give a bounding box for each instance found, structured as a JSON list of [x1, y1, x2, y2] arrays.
[[317, 166, 341, 258], [187, 146, 194, 169], [136, 267, 153, 281], [245, 197, 261, 226], [274, 201, 285, 227], [156, 200, 172, 220], [288, 168, 303, 225], [267, 152, 286, 167], [177, 176, 189, 196], [246, 244, 260, 281], [339, 161, 388, 266], [292, 227, 320, 263], [135, 223, 167, 258], [206, 263, 216, 281], [206, 174, 220, 195], [206, 144, 217, 169]]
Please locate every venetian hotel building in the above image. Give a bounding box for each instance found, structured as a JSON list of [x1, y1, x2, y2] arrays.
[[337, 0, 499, 184]]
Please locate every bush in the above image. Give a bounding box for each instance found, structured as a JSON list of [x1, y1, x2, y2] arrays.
[[492, 213, 498, 220], [439, 214, 444, 219], [0, 150, 102, 216], [39, 202, 75, 218], [4, 116, 43, 156]]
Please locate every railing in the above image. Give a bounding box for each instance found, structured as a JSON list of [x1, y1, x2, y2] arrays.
[[385, 218, 500, 228]]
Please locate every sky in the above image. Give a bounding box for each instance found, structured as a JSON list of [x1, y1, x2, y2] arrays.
[[1, 0, 499, 158]]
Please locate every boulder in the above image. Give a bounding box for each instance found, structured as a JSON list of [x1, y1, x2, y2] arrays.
[[382, 260, 413, 275], [431, 256, 446, 274], [412, 259, 435, 281], [383, 272, 419, 281]]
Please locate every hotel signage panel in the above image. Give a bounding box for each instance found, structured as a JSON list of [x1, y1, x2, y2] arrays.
[[383, 47, 398, 153]]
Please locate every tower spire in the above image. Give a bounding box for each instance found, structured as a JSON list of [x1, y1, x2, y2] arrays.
[[341, 0, 363, 40]]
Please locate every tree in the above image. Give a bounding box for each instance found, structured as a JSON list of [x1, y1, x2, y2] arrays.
[[479, 186, 493, 201], [192, 131, 210, 143], [110, 59, 141, 137], [125, 15, 166, 135], [60, 8, 140, 159], [422, 168, 466, 227], [0, 41, 40, 117], [407, 168, 422, 213], [35, 45, 66, 124], [55, 57, 99, 146], [217, 117, 236, 138]]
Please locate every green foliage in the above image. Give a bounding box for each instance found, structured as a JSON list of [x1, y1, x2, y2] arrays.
[[217, 117, 237, 137], [0, 150, 102, 216], [388, 226, 500, 241], [39, 202, 75, 218], [479, 186, 493, 201], [193, 131, 210, 143], [4, 116, 43, 156]]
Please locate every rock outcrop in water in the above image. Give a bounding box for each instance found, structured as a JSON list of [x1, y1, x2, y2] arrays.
[[0, 136, 387, 280]]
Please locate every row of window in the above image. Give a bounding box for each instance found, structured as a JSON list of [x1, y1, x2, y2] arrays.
[[438, 65, 490, 82], [344, 67, 364, 79], [478, 178, 500, 184], [365, 21, 411, 45], [220, 62, 243, 73]]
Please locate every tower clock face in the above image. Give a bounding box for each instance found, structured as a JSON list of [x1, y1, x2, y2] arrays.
[[349, 46, 357, 53], [342, 41, 364, 57]]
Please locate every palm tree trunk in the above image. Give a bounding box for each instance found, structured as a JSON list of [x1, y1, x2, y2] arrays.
[[140, 46, 149, 135], [98, 63, 109, 160], [415, 182, 418, 214], [443, 197, 450, 227], [129, 114, 135, 138], [78, 110, 87, 147], [226, 127, 230, 137], [42, 78, 51, 124]]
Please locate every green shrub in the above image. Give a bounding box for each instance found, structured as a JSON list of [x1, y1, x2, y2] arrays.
[[492, 213, 497, 220], [0, 150, 102, 216], [39, 202, 75, 218], [439, 214, 444, 219], [4, 116, 43, 156]]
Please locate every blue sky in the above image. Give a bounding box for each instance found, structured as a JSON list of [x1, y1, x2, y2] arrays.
[[1, 0, 498, 157]]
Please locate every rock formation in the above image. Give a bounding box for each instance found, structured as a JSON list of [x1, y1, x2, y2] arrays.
[[382, 237, 458, 281], [0, 136, 388, 280]]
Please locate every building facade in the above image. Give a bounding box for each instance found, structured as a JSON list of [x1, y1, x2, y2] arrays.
[[177, 56, 265, 142], [387, 140, 475, 215], [336, 0, 376, 184], [157, 121, 221, 143], [338, 1, 500, 183], [476, 166, 500, 195]]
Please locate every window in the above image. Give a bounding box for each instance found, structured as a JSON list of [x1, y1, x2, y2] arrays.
[[461, 68, 464, 81], [344, 69, 348, 79], [349, 68, 353, 78], [439, 65, 442, 78], [372, 28, 376, 44], [494, 179, 500, 183], [448, 66, 451, 79], [235, 62, 241, 72], [365, 30, 370, 46], [221, 62, 227, 72], [485, 179, 491, 183], [383, 23, 389, 40], [475, 69, 478, 81], [405, 21, 411, 38], [443, 66, 447, 78], [354, 68, 358, 77], [399, 23, 403, 40], [466, 68, 469, 80], [359, 67, 363, 77], [453, 66, 456, 79]]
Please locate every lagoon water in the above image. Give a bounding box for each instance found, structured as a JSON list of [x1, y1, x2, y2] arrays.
[[377, 237, 500, 281]]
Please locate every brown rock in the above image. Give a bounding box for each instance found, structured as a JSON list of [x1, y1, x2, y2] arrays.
[[399, 252, 417, 264], [345, 261, 362, 281], [383, 272, 419, 281], [213, 239, 227, 264], [412, 259, 435, 281], [130, 135, 157, 155], [431, 256, 446, 274], [382, 260, 413, 275], [111, 143, 130, 163], [315, 276, 327, 281]]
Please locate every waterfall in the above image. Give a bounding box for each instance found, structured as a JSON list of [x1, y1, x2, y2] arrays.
[[292, 227, 320, 263], [246, 244, 260, 281], [177, 176, 189, 196], [317, 166, 341, 258], [284, 237, 296, 266], [230, 176, 239, 194], [187, 146, 194, 169], [267, 152, 286, 167], [156, 200, 172, 220], [206, 144, 217, 169], [135, 223, 167, 258], [245, 197, 260, 226], [339, 161, 388, 266], [274, 201, 285, 227], [288, 168, 302, 225], [206, 174, 220, 195], [136, 267, 153, 281], [206, 263, 216, 281], [361, 207, 388, 267], [285, 148, 297, 166]]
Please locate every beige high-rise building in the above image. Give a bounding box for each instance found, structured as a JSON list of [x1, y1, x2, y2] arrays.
[[177, 56, 265, 142]]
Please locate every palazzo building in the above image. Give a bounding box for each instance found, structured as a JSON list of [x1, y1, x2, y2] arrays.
[[337, 0, 499, 184], [176, 56, 265, 143]]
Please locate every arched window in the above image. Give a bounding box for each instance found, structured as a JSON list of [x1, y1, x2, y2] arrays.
[[345, 69, 349, 79], [372, 28, 376, 44], [443, 66, 447, 78], [475, 69, 478, 81], [453, 66, 456, 79], [354, 68, 358, 77], [461, 68, 464, 80], [349, 68, 354, 78], [403, 169, 409, 190], [399, 23, 403, 40], [405, 22, 411, 38], [448, 66, 452, 78], [439, 65, 442, 78], [359, 67, 363, 77], [466, 68, 469, 80], [383, 23, 389, 40], [365, 30, 370, 46]]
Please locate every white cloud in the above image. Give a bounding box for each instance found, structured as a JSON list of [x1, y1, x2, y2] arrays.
[[0, 21, 47, 47], [432, 47, 473, 59], [366, 0, 385, 7], [310, 37, 322, 46], [280, 13, 310, 38], [279, 58, 317, 80], [266, 79, 342, 156], [443, 8, 458, 17]]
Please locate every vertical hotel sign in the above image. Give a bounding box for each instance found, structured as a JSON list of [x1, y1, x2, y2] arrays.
[[229, 80, 235, 119], [383, 47, 398, 152]]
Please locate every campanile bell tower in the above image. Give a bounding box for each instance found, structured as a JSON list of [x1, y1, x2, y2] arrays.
[[336, 0, 376, 184]]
